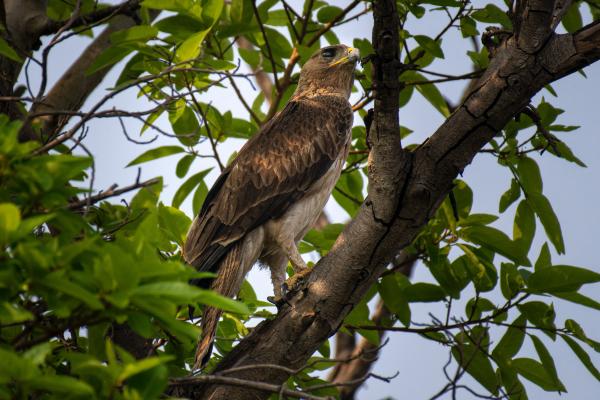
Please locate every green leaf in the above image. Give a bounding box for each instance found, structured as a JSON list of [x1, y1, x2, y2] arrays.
[[561, 335, 600, 380], [118, 356, 172, 383], [192, 179, 209, 215], [513, 200, 535, 253], [0, 303, 34, 324], [500, 262, 525, 299], [517, 157, 542, 194], [428, 256, 469, 299], [452, 341, 499, 394], [86, 46, 134, 75], [471, 4, 512, 29], [333, 170, 363, 217], [528, 265, 600, 293], [29, 375, 94, 396], [553, 291, 600, 311], [535, 243, 552, 271], [176, 154, 195, 178], [513, 358, 564, 391], [562, 2, 583, 33], [126, 363, 169, 399], [176, 29, 211, 61], [155, 14, 205, 38], [531, 335, 566, 391], [317, 6, 343, 23], [127, 145, 185, 167], [517, 301, 556, 339], [459, 16, 478, 37], [201, 0, 225, 25], [492, 314, 527, 359], [142, 0, 193, 12], [457, 246, 498, 292], [499, 179, 521, 213], [111, 25, 158, 44], [422, 0, 461, 6], [551, 141, 587, 167], [459, 213, 498, 227], [452, 179, 473, 219], [378, 274, 411, 325], [404, 282, 446, 302], [263, 27, 292, 58], [414, 79, 450, 117], [132, 282, 202, 303], [537, 101, 563, 126], [196, 289, 250, 314], [157, 203, 191, 245], [172, 169, 211, 209], [527, 193, 565, 254], [0, 203, 21, 242], [414, 35, 444, 58], [465, 297, 495, 320], [0, 37, 22, 62], [38, 272, 103, 310], [460, 226, 530, 266]]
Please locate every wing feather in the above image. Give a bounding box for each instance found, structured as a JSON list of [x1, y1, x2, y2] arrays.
[[183, 95, 353, 272]]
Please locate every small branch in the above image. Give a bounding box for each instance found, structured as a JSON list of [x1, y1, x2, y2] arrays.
[[306, 0, 362, 47], [236, 36, 273, 106], [251, 0, 280, 92], [67, 178, 161, 210], [169, 375, 328, 400]]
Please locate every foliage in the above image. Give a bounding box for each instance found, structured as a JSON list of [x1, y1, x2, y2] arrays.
[[0, 0, 600, 399]]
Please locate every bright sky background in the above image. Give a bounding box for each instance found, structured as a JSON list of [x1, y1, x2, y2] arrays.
[[22, 1, 600, 398]]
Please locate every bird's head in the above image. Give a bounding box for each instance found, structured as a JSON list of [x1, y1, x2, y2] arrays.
[[295, 44, 360, 99]]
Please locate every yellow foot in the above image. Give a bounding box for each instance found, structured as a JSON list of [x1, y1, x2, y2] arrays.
[[284, 268, 312, 292]]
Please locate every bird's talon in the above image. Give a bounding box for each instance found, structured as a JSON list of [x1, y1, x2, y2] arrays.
[[285, 269, 312, 292], [267, 295, 285, 308]]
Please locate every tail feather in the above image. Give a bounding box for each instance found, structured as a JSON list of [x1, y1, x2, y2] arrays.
[[194, 241, 246, 370]]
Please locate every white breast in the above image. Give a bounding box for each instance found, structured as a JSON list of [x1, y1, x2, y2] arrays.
[[261, 141, 350, 253]]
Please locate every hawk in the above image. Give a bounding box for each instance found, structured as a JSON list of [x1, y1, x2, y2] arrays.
[[183, 44, 360, 368]]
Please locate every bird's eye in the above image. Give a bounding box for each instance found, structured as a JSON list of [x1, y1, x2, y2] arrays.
[[321, 48, 336, 58]]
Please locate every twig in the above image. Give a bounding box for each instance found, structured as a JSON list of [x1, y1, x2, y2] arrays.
[[251, 0, 281, 91], [169, 375, 328, 400], [67, 177, 160, 210]]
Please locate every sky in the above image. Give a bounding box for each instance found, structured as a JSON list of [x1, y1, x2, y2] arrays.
[[21, 1, 600, 399]]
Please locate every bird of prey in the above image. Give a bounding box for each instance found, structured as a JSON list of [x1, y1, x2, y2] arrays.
[[183, 44, 360, 368]]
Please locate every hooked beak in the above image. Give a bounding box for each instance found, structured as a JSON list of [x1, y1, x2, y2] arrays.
[[329, 47, 360, 67]]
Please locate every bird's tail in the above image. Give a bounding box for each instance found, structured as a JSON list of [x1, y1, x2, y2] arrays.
[[194, 241, 246, 370]]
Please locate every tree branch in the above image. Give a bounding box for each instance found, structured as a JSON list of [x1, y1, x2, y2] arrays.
[[67, 177, 160, 210], [169, 374, 328, 400]]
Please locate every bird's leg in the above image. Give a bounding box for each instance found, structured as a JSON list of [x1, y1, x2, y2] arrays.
[[267, 264, 286, 307], [282, 240, 312, 292], [265, 253, 288, 307]]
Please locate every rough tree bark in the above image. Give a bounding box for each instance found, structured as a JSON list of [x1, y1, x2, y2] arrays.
[[172, 1, 600, 399]]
